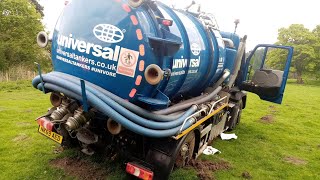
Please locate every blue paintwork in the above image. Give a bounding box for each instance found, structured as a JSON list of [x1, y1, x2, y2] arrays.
[[50, 0, 242, 109], [242, 44, 294, 104], [207, 30, 227, 85], [220, 32, 240, 76], [220, 31, 240, 49]]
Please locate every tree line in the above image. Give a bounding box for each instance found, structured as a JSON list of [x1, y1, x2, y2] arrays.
[[267, 24, 320, 83], [0, 0, 51, 73]]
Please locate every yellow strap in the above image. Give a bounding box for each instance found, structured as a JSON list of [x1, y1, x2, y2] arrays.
[[173, 104, 228, 140]]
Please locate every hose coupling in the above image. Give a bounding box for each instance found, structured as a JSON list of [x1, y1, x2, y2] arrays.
[[50, 100, 78, 120], [65, 108, 95, 131]]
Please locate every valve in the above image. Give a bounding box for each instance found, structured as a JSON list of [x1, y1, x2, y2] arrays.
[[50, 100, 78, 120], [65, 108, 95, 131]]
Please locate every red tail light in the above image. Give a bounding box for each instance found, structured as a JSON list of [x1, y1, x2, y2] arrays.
[[162, 19, 173, 26], [37, 117, 54, 131], [126, 162, 153, 180]]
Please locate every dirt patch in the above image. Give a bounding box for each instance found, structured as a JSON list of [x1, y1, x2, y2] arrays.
[[284, 156, 307, 165], [260, 106, 278, 124], [189, 160, 231, 180], [242, 171, 252, 179], [260, 114, 274, 123], [51, 157, 108, 180], [12, 134, 29, 142]]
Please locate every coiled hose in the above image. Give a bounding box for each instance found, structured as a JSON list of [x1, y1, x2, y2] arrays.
[[154, 69, 230, 115], [49, 72, 192, 122], [35, 74, 197, 130], [32, 71, 228, 138], [34, 78, 196, 138]]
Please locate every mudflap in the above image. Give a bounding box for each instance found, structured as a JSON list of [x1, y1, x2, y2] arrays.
[[145, 136, 189, 180]]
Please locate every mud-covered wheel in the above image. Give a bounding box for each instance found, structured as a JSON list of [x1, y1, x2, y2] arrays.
[[128, 0, 145, 8], [175, 131, 195, 168], [226, 100, 243, 131]]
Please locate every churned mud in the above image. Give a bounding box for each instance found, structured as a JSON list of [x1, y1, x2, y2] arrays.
[[51, 157, 108, 180], [260, 105, 278, 123], [189, 159, 231, 180]]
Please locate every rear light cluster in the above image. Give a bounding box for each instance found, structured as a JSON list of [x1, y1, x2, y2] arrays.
[[37, 117, 54, 131], [162, 19, 173, 26], [126, 162, 154, 180]]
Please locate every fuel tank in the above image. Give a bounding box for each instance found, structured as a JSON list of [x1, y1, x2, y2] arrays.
[[51, 0, 239, 109]]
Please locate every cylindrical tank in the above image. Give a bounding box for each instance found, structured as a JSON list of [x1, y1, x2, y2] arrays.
[[51, 0, 229, 109]]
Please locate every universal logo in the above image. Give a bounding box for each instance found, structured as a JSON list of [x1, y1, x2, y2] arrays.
[[93, 24, 124, 44]]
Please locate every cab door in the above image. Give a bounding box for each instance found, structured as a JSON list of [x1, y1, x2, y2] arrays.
[[240, 44, 293, 104]]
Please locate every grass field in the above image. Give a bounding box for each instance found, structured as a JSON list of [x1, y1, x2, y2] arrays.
[[0, 80, 319, 179]]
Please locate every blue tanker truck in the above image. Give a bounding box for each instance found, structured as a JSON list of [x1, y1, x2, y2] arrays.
[[32, 0, 293, 179]]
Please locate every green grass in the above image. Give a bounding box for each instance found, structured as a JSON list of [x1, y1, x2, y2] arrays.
[[0, 80, 319, 179]]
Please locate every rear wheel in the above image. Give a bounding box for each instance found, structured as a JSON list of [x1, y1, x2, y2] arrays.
[[175, 131, 195, 168], [146, 131, 196, 180], [226, 100, 243, 131]]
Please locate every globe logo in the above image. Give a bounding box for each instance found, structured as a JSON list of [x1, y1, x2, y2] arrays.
[[191, 43, 201, 56], [93, 24, 124, 43]]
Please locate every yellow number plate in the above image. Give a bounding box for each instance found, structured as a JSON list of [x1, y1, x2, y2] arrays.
[[38, 126, 63, 144]]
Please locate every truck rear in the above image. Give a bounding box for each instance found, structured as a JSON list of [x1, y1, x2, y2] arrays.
[[33, 0, 293, 179]]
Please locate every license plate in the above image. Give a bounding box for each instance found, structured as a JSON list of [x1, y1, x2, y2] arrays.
[[38, 126, 63, 144]]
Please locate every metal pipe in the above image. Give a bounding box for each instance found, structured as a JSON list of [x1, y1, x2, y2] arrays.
[[227, 35, 247, 88], [107, 118, 124, 135], [209, 96, 228, 114], [211, 69, 231, 90]]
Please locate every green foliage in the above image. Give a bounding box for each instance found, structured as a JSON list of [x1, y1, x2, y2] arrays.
[[266, 24, 320, 83], [0, 0, 50, 71], [29, 0, 44, 17], [312, 25, 320, 79]]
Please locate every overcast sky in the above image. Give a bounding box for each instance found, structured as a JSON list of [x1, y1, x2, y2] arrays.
[[39, 0, 319, 50]]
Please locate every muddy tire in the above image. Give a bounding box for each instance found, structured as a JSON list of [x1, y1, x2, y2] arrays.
[[226, 100, 243, 131], [175, 131, 195, 168]]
